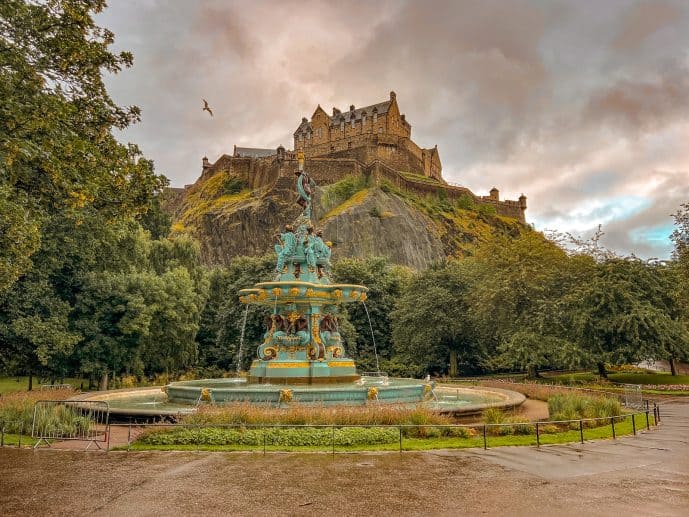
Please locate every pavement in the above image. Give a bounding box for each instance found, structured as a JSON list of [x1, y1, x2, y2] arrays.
[[0, 400, 687, 516]]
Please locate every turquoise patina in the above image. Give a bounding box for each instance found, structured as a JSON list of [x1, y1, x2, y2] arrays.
[[239, 151, 367, 384]]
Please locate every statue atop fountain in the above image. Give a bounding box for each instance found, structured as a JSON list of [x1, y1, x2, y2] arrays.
[[239, 151, 367, 384]]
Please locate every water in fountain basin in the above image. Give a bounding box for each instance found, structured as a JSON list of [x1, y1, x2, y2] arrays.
[[361, 300, 381, 374], [236, 304, 250, 374]]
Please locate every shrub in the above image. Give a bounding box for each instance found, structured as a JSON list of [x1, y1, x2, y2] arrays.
[[548, 393, 621, 422], [455, 194, 475, 210], [482, 407, 505, 425], [137, 426, 399, 447]]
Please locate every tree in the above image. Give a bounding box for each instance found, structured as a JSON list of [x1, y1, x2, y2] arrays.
[[565, 258, 689, 377], [391, 261, 478, 377], [333, 257, 411, 371], [0, 1, 165, 384], [468, 232, 578, 377]]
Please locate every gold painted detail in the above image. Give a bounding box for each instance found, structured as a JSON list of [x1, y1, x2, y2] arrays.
[[367, 387, 378, 400], [267, 362, 310, 368], [305, 288, 317, 297], [279, 389, 293, 403], [423, 383, 433, 399], [272, 287, 281, 297], [349, 291, 360, 299], [288, 287, 300, 297], [239, 296, 247, 304], [359, 293, 368, 302], [333, 289, 343, 299], [201, 387, 212, 402], [328, 361, 354, 367], [257, 289, 268, 301]]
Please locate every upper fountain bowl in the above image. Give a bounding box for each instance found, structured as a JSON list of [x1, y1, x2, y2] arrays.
[[239, 281, 368, 305]]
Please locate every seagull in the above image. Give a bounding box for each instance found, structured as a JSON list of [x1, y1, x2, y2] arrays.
[[202, 99, 213, 117]]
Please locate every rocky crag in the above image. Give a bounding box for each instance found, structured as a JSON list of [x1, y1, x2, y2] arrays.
[[163, 155, 528, 270]]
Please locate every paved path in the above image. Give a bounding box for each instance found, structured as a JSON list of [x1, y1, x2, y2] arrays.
[[458, 400, 689, 480], [0, 401, 687, 516]]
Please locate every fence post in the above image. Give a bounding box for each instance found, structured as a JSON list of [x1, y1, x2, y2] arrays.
[[535, 422, 540, 447], [579, 420, 584, 444], [483, 425, 487, 450], [127, 423, 132, 452], [1, 424, 4, 447], [645, 410, 650, 430], [263, 429, 266, 455], [332, 425, 335, 457], [196, 423, 200, 453], [18, 422, 22, 448], [611, 417, 616, 439], [631, 414, 636, 436], [399, 427, 402, 453]]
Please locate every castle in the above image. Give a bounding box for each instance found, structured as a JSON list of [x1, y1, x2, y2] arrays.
[[195, 92, 527, 222]]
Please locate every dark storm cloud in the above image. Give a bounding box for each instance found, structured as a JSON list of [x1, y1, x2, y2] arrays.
[[97, 0, 689, 258]]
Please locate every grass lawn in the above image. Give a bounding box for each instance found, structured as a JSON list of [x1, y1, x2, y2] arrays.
[[0, 376, 86, 395], [608, 372, 689, 385], [117, 414, 655, 453]]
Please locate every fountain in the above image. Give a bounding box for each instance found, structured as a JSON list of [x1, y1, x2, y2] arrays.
[[73, 151, 525, 416], [165, 151, 428, 405]]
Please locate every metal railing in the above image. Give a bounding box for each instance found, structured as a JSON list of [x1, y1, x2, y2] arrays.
[[111, 404, 660, 454], [31, 400, 110, 450]]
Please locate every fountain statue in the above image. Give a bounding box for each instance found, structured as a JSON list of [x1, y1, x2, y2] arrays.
[[238, 150, 367, 384]]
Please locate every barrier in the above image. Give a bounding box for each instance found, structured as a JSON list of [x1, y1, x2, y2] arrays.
[[116, 407, 659, 454], [32, 400, 110, 450]]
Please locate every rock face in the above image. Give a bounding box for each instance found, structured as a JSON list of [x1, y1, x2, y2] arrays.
[[165, 168, 526, 270], [318, 189, 445, 269]]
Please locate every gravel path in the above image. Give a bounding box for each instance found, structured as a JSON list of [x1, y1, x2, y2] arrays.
[[0, 401, 687, 516]]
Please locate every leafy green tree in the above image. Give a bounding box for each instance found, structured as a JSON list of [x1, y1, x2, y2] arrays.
[[391, 261, 478, 377], [333, 257, 412, 371], [0, 1, 166, 385], [565, 258, 689, 377], [213, 255, 276, 371], [468, 232, 580, 377]]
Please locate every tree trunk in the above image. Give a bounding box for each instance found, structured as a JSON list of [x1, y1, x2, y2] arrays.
[[28, 371, 33, 391], [670, 357, 678, 376], [526, 365, 540, 379], [597, 362, 608, 379], [449, 350, 458, 378], [99, 370, 109, 391]]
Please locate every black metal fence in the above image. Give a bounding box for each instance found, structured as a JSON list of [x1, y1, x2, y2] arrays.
[[0, 402, 662, 453], [112, 403, 661, 454]]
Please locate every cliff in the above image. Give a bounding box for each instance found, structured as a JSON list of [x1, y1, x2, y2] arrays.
[[165, 166, 529, 270]]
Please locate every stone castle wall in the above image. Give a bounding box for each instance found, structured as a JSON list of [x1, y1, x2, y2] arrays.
[[197, 148, 525, 223]]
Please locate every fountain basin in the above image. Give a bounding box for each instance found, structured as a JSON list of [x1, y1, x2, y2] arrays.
[[69, 381, 525, 419]]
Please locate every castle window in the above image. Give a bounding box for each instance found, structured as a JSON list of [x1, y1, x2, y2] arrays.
[[340, 121, 345, 132], [348, 141, 352, 149], [306, 132, 310, 140], [362, 114, 367, 125], [351, 118, 355, 129], [373, 113, 378, 123], [378, 127, 382, 133]]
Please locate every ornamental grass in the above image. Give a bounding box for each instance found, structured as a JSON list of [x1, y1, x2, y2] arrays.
[[0, 388, 77, 433], [179, 402, 454, 427]]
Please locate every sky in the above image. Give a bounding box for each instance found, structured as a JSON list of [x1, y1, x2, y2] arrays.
[[96, 0, 689, 259]]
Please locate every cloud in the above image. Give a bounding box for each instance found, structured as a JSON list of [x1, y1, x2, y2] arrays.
[[96, 0, 689, 259], [613, 0, 682, 50]]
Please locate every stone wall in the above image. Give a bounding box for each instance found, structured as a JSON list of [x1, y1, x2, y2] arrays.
[[198, 148, 526, 223]]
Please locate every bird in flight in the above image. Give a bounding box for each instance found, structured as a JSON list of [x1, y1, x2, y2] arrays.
[[202, 99, 213, 117]]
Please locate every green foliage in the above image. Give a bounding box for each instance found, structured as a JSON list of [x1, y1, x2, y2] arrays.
[[138, 426, 399, 447], [333, 257, 412, 370], [547, 393, 621, 421], [391, 260, 481, 376], [455, 194, 476, 210], [321, 174, 369, 212]]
